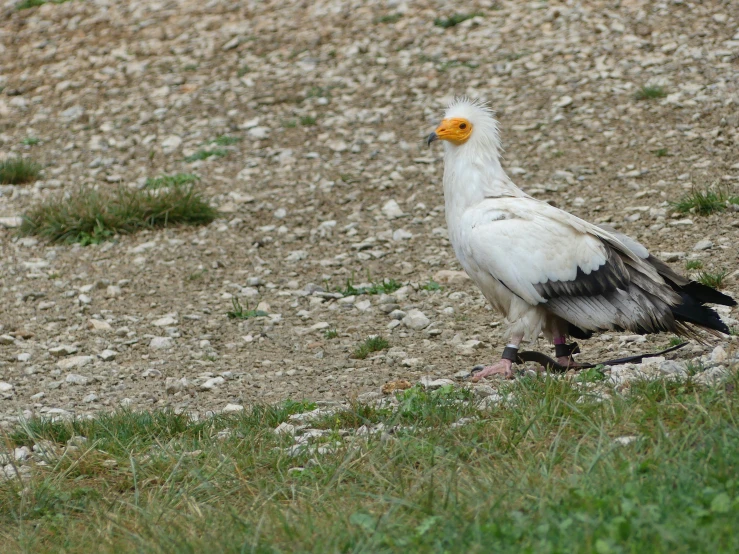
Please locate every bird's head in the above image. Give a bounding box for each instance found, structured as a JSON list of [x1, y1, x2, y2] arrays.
[[427, 97, 500, 154]]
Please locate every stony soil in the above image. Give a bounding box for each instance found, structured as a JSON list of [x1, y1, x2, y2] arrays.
[[0, 0, 737, 424]]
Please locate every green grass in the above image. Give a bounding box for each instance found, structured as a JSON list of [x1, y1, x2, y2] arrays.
[[300, 115, 317, 126], [375, 13, 402, 24], [332, 276, 403, 297], [144, 173, 199, 189], [226, 298, 267, 319], [0, 157, 41, 184], [686, 260, 704, 271], [434, 13, 482, 28], [283, 119, 298, 128], [15, 0, 71, 8], [653, 148, 668, 157], [420, 279, 442, 292], [19, 185, 217, 245], [352, 336, 389, 359], [184, 149, 228, 162], [324, 328, 339, 340], [21, 137, 40, 146], [237, 65, 251, 77], [696, 270, 729, 290], [211, 135, 241, 146], [671, 188, 739, 215], [1, 372, 737, 552], [635, 85, 667, 100]]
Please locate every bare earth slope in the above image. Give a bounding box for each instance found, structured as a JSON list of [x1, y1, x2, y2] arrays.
[[0, 0, 737, 423]]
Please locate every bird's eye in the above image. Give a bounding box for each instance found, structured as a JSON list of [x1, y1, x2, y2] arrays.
[[459, 123, 467, 129]]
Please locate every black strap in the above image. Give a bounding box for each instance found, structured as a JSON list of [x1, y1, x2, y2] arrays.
[[555, 342, 580, 358], [516, 342, 689, 373], [501, 346, 518, 362]]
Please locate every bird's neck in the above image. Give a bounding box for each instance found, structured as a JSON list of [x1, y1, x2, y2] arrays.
[[442, 147, 523, 217]]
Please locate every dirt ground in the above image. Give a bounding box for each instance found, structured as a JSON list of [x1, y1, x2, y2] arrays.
[[0, 0, 737, 423]]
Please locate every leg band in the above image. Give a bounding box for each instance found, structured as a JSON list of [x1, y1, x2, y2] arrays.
[[555, 342, 580, 358], [501, 345, 519, 362]]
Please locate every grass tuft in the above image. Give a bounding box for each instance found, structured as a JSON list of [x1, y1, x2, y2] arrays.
[[375, 13, 402, 24], [324, 328, 339, 340], [671, 187, 738, 215], [653, 147, 668, 157], [20, 185, 217, 244], [696, 270, 729, 290], [184, 149, 228, 162], [434, 13, 482, 28], [420, 279, 442, 291], [0, 157, 41, 184], [635, 85, 667, 100], [144, 173, 199, 189], [352, 336, 389, 359], [300, 115, 317, 126], [686, 260, 704, 271], [211, 135, 241, 146], [21, 137, 40, 146], [226, 298, 267, 319]]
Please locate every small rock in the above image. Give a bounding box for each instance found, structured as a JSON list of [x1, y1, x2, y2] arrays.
[[18, 353, 32, 362], [419, 377, 455, 390], [402, 309, 430, 330], [381, 380, 413, 394], [432, 270, 470, 284], [57, 356, 94, 370], [165, 377, 189, 394], [0, 382, 13, 393], [381, 199, 404, 219], [49, 345, 78, 357], [65, 373, 89, 386], [88, 319, 112, 331], [614, 435, 638, 446], [149, 337, 174, 350], [693, 239, 713, 251], [222, 403, 244, 413], [161, 135, 182, 153], [98, 349, 117, 362], [152, 316, 177, 327], [274, 422, 296, 435], [83, 393, 99, 403], [710, 345, 727, 364], [106, 285, 122, 298], [201, 376, 225, 390]]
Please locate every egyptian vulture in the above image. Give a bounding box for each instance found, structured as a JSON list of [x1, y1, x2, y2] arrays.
[[427, 98, 736, 379]]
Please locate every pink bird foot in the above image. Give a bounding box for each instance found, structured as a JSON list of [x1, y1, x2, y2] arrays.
[[469, 359, 514, 382]]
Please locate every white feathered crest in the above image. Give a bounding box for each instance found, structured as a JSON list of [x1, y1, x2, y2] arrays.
[[444, 97, 503, 157]]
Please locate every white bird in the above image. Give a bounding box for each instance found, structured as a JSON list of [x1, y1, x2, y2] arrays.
[[427, 98, 736, 380]]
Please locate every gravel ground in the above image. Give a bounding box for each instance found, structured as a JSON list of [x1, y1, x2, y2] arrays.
[[0, 0, 737, 424]]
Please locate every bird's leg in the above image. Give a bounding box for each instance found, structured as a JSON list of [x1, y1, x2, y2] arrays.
[[470, 335, 523, 381]]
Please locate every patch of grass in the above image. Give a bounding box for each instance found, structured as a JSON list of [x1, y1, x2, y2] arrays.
[[352, 336, 389, 359], [324, 328, 339, 340], [686, 260, 704, 271], [226, 298, 267, 320], [668, 336, 684, 347], [334, 276, 403, 297], [20, 185, 217, 244], [1, 373, 739, 552], [420, 279, 442, 292], [653, 147, 668, 157], [184, 149, 228, 162], [283, 119, 297, 128], [21, 137, 40, 146], [434, 13, 483, 28], [635, 85, 667, 100], [671, 187, 734, 215], [0, 157, 41, 184], [576, 365, 607, 383], [211, 135, 241, 146], [144, 173, 199, 189], [237, 65, 251, 77], [438, 60, 479, 72], [696, 270, 729, 290], [187, 269, 208, 281], [15, 0, 71, 8], [375, 13, 402, 24], [183, 64, 198, 71], [300, 115, 317, 126]]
